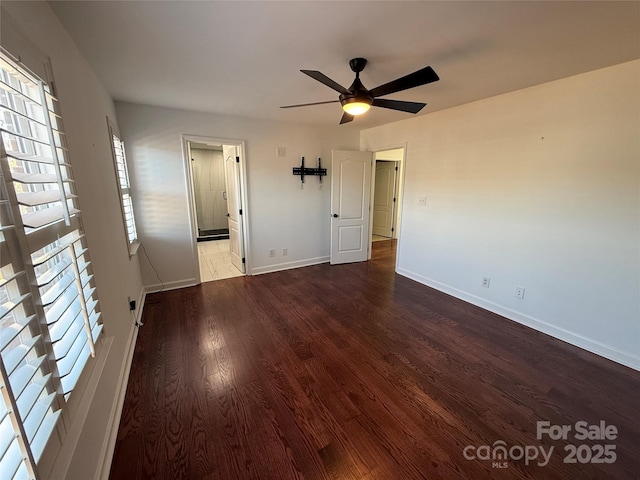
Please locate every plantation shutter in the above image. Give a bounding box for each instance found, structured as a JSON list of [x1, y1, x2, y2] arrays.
[[108, 125, 138, 249], [0, 51, 103, 479], [0, 173, 52, 480]]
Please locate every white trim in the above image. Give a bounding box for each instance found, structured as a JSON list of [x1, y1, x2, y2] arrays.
[[397, 267, 640, 372], [95, 289, 145, 480], [180, 137, 202, 284], [251, 256, 329, 275], [144, 277, 198, 294], [393, 146, 408, 274]]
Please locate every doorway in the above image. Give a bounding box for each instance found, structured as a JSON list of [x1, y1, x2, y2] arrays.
[[184, 136, 248, 283], [371, 147, 404, 264], [372, 160, 399, 240], [329, 147, 405, 267], [190, 143, 229, 240]]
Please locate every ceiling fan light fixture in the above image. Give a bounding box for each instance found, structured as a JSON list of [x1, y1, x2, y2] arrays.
[[282, 58, 439, 124], [341, 98, 372, 116]]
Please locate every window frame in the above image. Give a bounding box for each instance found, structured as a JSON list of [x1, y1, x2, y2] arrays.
[[107, 119, 139, 256], [0, 48, 104, 480]]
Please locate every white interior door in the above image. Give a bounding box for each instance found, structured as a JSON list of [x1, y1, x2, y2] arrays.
[[372, 160, 397, 237], [223, 145, 245, 273], [330, 150, 372, 265]]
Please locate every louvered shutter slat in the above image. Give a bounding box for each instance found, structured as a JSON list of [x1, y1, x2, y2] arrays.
[[46, 289, 80, 332], [52, 318, 82, 360], [31, 233, 82, 266], [30, 410, 60, 462], [16, 190, 76, 207], [2, 336, 40, 376], [0, 294, 31, 321], [0, 315, 36, 351], [61, 344, 90, 394], [23, 392, 56, 442], [0, 270, 25, 289], [0, 414, 15, 461], [40, 271, 76, 306], [16, 374, 52, 421], [10, 173, 56, 184], [8, 356, 46, 399], [57, 331, 86, 377], [0, 436, 24, 480], [36, 257, 73, 287], [6, 151, 55, 165], [21, 206, 79, 229]]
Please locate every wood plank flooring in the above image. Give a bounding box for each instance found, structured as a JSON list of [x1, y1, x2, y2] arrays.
[[109, 239, 640, 480]]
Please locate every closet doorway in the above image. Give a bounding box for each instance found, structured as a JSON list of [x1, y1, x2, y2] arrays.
[[184, 136, 248, 283]]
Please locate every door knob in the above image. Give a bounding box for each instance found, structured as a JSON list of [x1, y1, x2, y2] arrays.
[[332, 214, 339, 218]]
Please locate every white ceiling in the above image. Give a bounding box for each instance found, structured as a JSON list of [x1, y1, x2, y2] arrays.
[[50, 1, 640, 129]]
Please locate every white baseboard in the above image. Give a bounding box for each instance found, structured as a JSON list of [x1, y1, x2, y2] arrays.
[[397, 267, 640, 372], [144, 277, 198, 293], [250, 256, 329, 275], [96, 288, 146, 480]]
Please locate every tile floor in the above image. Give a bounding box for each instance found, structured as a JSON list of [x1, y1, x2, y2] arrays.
[[198, 239, 244, 282]]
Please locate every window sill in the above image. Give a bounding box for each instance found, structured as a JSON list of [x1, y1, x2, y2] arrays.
[[129, 241, 141, 257]]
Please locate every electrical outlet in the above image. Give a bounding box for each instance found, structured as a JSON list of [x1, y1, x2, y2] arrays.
[[276, 147, 286, 157], [269, 249, 276, 257], [418, 196, 427, 206], [282, 248, 288, 256], [481, 276, 490, 288], [514, 286, 525, 299]]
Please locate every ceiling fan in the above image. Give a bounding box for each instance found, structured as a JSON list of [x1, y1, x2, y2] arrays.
[[281, 58, 439, 124]]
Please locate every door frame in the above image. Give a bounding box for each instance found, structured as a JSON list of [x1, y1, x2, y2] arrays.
[[182, 134, 250, 283], [372, 159, 400, 238], [368, 145, 407, 270]]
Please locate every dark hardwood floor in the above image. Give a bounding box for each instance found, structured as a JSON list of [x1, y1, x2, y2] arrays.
[[109, 239, 640, 479]]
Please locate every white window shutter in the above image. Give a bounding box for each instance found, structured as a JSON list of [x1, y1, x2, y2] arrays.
[[108, 122, 138, 251], [0, 52, 103, 479]]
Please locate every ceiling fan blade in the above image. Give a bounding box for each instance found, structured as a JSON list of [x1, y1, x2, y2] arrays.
[[301, 70, 351, 95], [369, 66, 439, 98], [280, 100, 340, 109], [372, 98, 426, 114], [340, 112, 354, 124]]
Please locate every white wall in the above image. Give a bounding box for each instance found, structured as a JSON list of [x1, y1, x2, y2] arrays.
[[115, 102, 359, 288], [1, 2, 145, 479], [361, 60, 640, 370]]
